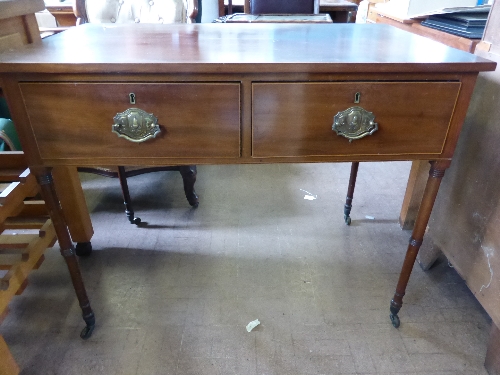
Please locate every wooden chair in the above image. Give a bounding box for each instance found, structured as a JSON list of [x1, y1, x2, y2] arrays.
[[247, 0, 319, 14], [73, 0, 199, 24], [72, 0, 200, 225]]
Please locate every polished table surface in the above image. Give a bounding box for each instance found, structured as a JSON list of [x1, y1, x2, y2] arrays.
[[0, 23, 495, 337], [0, 23, 492, 73]]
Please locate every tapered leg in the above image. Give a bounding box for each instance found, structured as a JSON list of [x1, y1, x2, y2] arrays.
[[35, 168, 95, 339], [179, 165, 199, 208], [344, 162, 359, 225], [390, 161, 448, 328], [117, 166, 141, 225]]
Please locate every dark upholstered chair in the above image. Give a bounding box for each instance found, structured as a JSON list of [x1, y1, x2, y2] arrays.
[[247, 0, 319, 14], [73, 0, 199, 225]]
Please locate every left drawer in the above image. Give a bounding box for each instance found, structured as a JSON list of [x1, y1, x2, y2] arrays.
[[19, 82, 241, 160]]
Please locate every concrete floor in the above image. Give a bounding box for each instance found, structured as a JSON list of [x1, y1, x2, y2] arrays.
[[1, 162, 492, 375]]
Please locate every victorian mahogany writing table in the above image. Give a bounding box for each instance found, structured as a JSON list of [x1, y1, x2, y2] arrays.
[[0, 23, 495, 338]]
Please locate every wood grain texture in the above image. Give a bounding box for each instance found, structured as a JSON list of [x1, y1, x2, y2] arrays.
[[0, 24, 495, 74], [399, 160, 429, 230], [0, 335, 19, 375], [19, 82, 241, 161], [252, 82, 460, 158], [427, 51, 500, 329], [52, 167, 93, 243]]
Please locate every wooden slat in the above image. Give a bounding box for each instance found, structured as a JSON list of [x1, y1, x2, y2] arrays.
[[0, 182, 21, 204], [0, 220, 54, 300], [0, 254, 19, 269], [0, 169, 26, 182], [0, 234, 39, 249], [0, 152, 26, 170], [14, 279, 28, 295], [4, 216, 50, 230], [32, 254, 45, 270], [1, 262, 24, 290], [0, 335, 19, 375], [0, 307, 8, 325], [10, 200, 48, 218], [0, 175, 39, 223]]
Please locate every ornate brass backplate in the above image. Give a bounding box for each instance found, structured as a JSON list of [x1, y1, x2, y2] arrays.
[[112, 108, 161, 143], [332, 106, 378, 141]]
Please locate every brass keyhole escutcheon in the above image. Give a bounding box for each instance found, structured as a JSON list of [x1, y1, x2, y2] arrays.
[[354, 92, 361, 104], [129, 93, 136, 104]]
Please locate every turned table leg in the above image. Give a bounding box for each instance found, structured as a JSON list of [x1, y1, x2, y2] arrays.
[[35, 168, 95, 339], [117, 166, 141, 225], [343, 162, 359, 225], [390, 160, 449, 328]]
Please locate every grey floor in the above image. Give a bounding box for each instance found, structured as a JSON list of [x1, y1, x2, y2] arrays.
[[1, 162, 492, 375]]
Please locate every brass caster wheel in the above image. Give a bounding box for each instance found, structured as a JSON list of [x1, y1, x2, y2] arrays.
[[188, 192, 199, 208], [390, 313, 400, 328], [80, 324, 95, 340], [132, 217, 141, 225], [344, 215, 351, 226]]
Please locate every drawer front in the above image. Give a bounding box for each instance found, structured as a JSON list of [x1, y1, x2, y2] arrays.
[[20, 83, 241, 160], [252, 82, 460, 158]]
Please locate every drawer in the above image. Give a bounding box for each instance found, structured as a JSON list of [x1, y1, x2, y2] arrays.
[[20, 83, 241, 160], [252, 82, 461, 158]]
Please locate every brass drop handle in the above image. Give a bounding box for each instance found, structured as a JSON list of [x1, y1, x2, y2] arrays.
[[112, 108, 161, 143], [332, 106, 378, 142]]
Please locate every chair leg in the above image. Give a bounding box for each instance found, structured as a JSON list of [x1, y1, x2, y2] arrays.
[[344, 162, 359, 225], [117, 166, 141, 225], [179, 165, 199, 207]]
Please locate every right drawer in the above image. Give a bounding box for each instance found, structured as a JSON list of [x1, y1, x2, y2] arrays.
[[252, 82, 461, 158]]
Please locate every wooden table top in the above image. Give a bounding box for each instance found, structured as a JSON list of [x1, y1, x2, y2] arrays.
[[0, 23, 495, 74]]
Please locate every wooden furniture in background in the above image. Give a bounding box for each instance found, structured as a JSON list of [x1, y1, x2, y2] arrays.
[[418, 2, 500, 374], [247, 0, 319, 14], [318, 0, 357, 23], [0, 152, 57, 375], [44, 1, 76, 27], [0, 4, 92, 372], [0, 0, 45, 53], [74, 0, 199, 24], [0, 0, 93, 271], [366, 5, 483, 229], [370, 7, 480, 52], [224, 0, 357, 22]]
